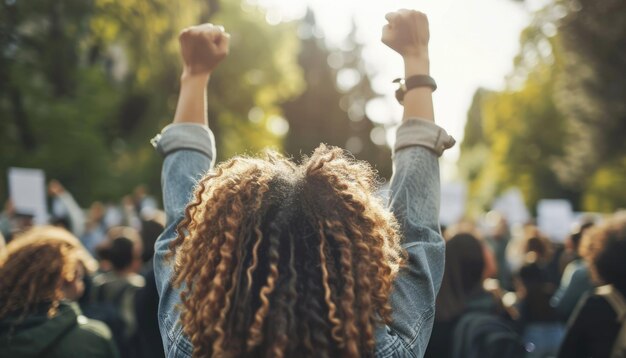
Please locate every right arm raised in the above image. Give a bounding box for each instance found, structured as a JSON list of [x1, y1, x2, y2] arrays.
[[382, 9, 434, 122], [379, 10, 454, 356]]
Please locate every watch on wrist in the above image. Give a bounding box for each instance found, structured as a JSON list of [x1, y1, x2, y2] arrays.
[[393, 75, 437, 104]]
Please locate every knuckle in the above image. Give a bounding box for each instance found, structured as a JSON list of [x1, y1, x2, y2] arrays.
[[179, 29, 191, 38]]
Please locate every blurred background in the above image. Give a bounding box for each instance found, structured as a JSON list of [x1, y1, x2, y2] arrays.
[[1, 0, 625, 218]]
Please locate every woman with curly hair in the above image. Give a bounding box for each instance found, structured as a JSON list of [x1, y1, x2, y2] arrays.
[[152, 9, 454, 358], [0, 226, 119, 358], [558, 212, 626, 358]]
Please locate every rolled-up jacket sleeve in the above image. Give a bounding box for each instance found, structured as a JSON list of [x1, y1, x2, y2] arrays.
[[381, 117, 454, 357], [152, 123, 216, 225], [151, 123, 215, 355], [394, 117, 455, 157]]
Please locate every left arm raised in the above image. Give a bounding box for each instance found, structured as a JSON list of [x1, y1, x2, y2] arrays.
[[151, 25, 229, 339]]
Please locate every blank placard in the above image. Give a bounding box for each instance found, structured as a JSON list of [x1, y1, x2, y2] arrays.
[[8, 167, 48, 225]]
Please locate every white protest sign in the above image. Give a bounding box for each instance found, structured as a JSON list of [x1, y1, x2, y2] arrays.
[[537, 199, 574, 242], [440, 182, 466, 226], [492, 188, 530, 226], [8, 167, 48, 225]]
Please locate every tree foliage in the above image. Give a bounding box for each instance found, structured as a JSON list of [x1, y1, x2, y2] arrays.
[[281, 11, 392, 178], [0, 0, 303, 205], [554, 0, 626, 188], [460, 59, 571, 213], [459, 0, 626, 213]]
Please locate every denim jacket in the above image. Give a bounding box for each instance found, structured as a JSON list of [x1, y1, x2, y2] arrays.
[[152, 119, 455, 358]]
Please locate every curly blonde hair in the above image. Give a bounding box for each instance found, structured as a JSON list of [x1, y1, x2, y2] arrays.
[[579, 211, 626, 285], [170, 145, 404, 358], [0, 226, 97, 320]]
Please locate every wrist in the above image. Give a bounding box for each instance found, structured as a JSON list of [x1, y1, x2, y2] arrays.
[[180, 69, 211, 85], [403, 55, 430, 76], [173, 69, 210, 126]]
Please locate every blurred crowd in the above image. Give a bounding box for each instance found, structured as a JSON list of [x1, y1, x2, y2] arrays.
[[0, 180, 625, 358], [0, 181, 166, 358], [426, 211, 626, 358]]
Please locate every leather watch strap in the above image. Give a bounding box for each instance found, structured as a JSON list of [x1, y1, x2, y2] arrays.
[[393, 75, 437, 104]]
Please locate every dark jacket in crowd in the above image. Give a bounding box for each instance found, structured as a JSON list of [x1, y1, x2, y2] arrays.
[[558, 285, 626, 358], [425, 290, 504, 358], [551, 257, 593, 321], [518, 261, 560, 325], [0, 301, 119, 358], [134, 265, 166, 358]]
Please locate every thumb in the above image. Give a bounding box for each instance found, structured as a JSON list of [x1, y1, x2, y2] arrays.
[[385, 12, 399, 25]]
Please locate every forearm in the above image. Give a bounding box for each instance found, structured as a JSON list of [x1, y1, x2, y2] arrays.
[[386, 145, 444, 353], [390, 52, 453, 221], [172, 73, 210, 126], [57, 192, 86, 237], [157, 21, 230, 221], [385, 50, 452, 351], [152, 72, 215, 312], [402, 55, 434, 122], [154, 73, 215, 226]]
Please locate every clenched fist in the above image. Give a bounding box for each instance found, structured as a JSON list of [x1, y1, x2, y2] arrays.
[[179, 24, 230, 77], [381, 10, 429, 59]]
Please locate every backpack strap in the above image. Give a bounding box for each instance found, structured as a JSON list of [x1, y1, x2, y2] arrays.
[[596, 285, 626, 322], [595, 285, 626, 358]]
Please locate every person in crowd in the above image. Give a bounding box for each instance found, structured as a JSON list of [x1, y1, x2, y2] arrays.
[[558, 211, 626, 358], [118, 186, 160, 233], [152, 9, 454, 358], [551, 221, 595, 321], [81, 201, 110, 255], [485, 212, 514, 291], [558, 220, 595, 273], [0, 200, 10, 241], [134, 212, 166, 358], [48, 179, 87, 238], [0, 232, 5, 254], [121, 195, 143, 231], [515, 230, 564, 358], [0, 199, 35, 243], [0, 226, 119, 358], [133, 185, 158, 218], [425, 232, 520, 358], [139, 210, 166, 268], [92, 226, 145, 358]]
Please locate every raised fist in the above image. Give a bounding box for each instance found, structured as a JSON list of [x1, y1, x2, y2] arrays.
[[48, 180, 65, 197], [381, 10, 429, 59], [179, 23, 230, 77]]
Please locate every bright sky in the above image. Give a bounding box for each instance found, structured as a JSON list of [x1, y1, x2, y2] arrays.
[[251, 0, 546, 179]]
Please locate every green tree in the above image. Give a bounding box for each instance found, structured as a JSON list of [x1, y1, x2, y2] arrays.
[[459, 24, 572, 212], [281, 11, 391, 178], [552, 0, 626, 211], [461, 0, 626, 213], [0, 0, 303, 206], [207, 1, 303, 159], [550, 0, 626, 188], [485, 0, 626, 213], [458, 89, 494, 214], [0, 0, 124, 203]]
